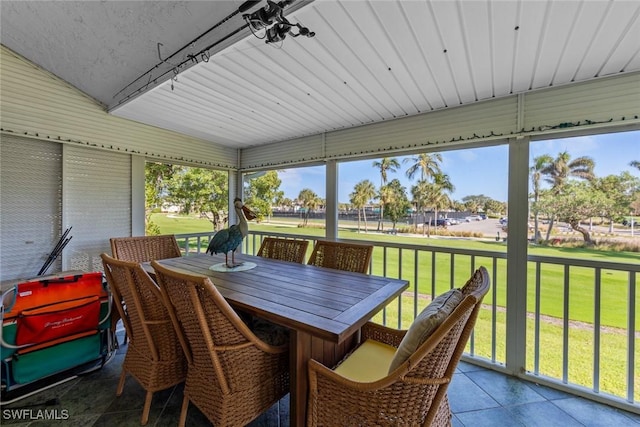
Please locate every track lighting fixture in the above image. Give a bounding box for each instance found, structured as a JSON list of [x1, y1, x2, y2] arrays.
[[242, 0, 315, 44]]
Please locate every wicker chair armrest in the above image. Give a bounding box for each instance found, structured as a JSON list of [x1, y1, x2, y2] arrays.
[[309, 358, 392, 392], [308, 358, 448, 426], [361, 321, 407, 348], [234, 317, 290, 355], [253, 340, 289, 354]]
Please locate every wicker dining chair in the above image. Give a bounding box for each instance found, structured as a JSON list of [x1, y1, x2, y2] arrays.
[[110, 235, 182, 263], [257, 236, 309, 264], [151, 260, 290, 427], [101, 253, 187, 426], [307, 240, 374, 274], [307, 267, 490, 427], [109, 235, 182, 344]]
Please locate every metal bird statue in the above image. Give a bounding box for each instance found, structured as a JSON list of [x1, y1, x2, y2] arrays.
[[206, 198, 257, 268]]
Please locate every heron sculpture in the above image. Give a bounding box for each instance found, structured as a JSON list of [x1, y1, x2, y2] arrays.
[[206, 198, 257, 268]]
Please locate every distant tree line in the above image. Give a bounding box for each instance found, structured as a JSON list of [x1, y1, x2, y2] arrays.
[[145, 154, 640, 243]]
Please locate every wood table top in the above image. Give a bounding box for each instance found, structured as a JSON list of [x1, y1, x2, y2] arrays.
[[150, 253, 409, 343]]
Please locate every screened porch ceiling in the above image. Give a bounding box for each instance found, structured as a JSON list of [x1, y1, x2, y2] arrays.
[[1, 0, 639, 150]]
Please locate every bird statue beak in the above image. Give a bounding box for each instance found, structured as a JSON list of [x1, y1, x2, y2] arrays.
[[242, 205, 257, 221]]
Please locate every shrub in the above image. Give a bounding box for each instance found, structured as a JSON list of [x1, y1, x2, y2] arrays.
[[542, 237, 640, 252]]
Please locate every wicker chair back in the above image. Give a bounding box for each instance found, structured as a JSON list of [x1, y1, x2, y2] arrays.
[[307, 240, 373, 274], [257, 237, 309, 264], [110, 235, 181, 263]]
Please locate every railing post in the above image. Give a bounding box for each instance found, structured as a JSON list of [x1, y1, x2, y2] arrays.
[[325, 159, 339, 240], [505, 135, 529, 376]]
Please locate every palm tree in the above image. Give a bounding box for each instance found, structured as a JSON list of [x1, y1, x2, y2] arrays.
[[541, 151, 595, 190], [404, 153, 443, 182], [630, 160, 640, 171], [405, 153, 444, 228], [378, 184, 396, 229], [428, 173, 455, 229], [541, 151, 595, 240], [411, 180, 430, 234], [350, 180, 376, 233], [530, 154, 553, 242], [373, 157, 400, 231], [298, 188, 319, 226]]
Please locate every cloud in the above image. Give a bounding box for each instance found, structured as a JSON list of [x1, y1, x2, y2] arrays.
[[456, 150, 478, 163]]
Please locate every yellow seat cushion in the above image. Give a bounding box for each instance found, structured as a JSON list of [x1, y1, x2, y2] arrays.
[[333, 339, 397, 383]]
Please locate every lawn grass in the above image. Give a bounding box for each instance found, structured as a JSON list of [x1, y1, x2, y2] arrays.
[[152, 213, 639, 400]]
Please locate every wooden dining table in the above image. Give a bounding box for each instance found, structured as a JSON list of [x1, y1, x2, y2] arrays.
[[148, 252, 409, 427]]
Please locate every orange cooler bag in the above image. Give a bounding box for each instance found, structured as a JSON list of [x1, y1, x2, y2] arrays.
[[1, 272, 113, 396], [3, 272, 106, 322], [15, 295, 100, 345], [1, 272, 108, 360]]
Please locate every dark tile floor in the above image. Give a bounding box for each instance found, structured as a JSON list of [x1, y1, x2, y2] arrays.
[[2, 329, 639, 426]]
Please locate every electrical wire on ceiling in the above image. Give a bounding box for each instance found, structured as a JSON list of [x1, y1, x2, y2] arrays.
[[110, 0, 315, 111]]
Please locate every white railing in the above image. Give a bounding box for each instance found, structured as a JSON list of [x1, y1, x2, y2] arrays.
[[174, 230, 639, 413]]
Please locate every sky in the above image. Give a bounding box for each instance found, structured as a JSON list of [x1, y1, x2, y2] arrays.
[[276, 130, 640, 204]]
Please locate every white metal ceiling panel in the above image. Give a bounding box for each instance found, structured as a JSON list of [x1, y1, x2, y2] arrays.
[[400, 1, 448, 110], [314, 2, 403, 117], [574, 0, 640, 80], [105, 0, 640, 150], [490, 0, 519, 98], [552, 1, 611, 84], [459, 1, 493, 101], [251, 41, 370, 126], [305, 3, 400, 119], [512, 0, 547, 93], [215, 47, 337, 129], [599, 7, 640, 76], [430, 0, 476, 104], [361, 1, 428, 114], [408, 1, 461, 108], [529, 1, 581, 89]]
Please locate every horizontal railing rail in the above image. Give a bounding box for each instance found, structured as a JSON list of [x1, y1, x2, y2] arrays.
[[174, 230, 639, 413]]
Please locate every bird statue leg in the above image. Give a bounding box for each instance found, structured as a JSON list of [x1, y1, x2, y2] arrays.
[[228, 250, 244, 268]]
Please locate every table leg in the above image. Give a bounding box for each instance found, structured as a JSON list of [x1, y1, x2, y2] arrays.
[[289, 329, 360, 426], [290, 329, 311, 427]]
